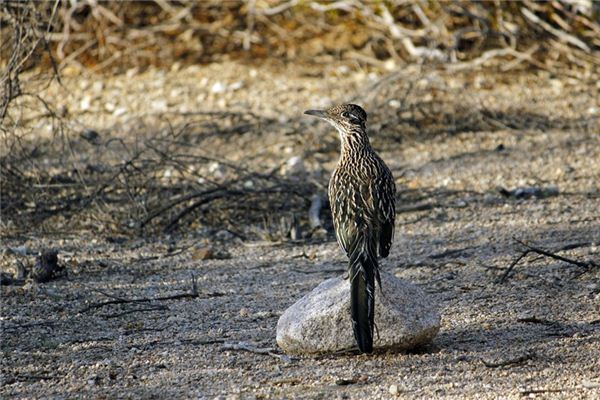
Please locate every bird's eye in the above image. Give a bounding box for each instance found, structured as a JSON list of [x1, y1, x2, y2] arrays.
[[341, 111, 350, 118]]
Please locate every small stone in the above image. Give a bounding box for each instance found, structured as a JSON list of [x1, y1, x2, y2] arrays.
[[239, 308, 251, 317], [384, 59, 396, 71], [80, 96, 91, 110], [92, 81, 104, 93], [192, 246, 230, 260], [192, 247, 214, 261], [211, 82, 227, 93], [282, 156, 306, 177], [389, 384, 399, 395], [337, 65, 350, 74], [126, 68, 138, 78], [80, 129, 100, 144], [229, 81, 244, 91], [388, 99, 401, 108], [113, 107, 127, 116], [151, 99, 168, 112], [276, 272, 440, 354], [208, 162, 227, 180]]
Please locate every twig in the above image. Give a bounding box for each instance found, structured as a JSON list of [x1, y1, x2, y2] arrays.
[[2, 321, 57, 331], [78, 275, 216, 313], [222, 341, 293, 363], [447, 47, 544, 71], [517, 316, 559, 327], [521, 7, 590, 52], [481, 351, 534, 368], [498, 238, 597, 283], [519, 387, 568, 395], [101, 305, 168, 319], [256, 0, 298, 16], [291, 268, 345, 274], [429, 246, 476, 260]]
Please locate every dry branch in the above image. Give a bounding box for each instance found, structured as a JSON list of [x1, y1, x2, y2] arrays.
[[2, 1, 598, 74], [498, 238, 597, 283], [222, 341, 293, 363], [482, 351, 535, 368], [78, 275, 216, 314]]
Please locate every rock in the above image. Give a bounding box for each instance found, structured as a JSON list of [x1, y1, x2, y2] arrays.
[[208, 162, 227, 180], [192, 247, 215, 261], [276, 272, 440, 354], [281, 156, 306, 177], [31, 250, 64, 283], [192, 246, 230, 261], [80, 129, 100, 144]]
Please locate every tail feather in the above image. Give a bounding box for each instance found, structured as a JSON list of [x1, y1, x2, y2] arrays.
[[349, 241, 377, 354]]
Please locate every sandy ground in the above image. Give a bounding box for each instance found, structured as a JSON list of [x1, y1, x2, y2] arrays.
[[1, 61, 600, 399]]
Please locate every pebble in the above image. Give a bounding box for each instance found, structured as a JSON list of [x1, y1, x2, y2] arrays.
[[239, 307, 251, 317], [208, 162, 227, 180], [282, 156, 306, 177], [229, 81, 244, 91], [80, 96, 92, 110], [211, 82, 227, 93], [151, 99, 168, 112], [113, 107, 127, 116]]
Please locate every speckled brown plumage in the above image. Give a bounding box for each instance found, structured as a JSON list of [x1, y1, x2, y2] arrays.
[[304, 104, 396, 353]]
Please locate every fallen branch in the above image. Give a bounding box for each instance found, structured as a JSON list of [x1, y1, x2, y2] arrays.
[[521, 7, 590, 52], [429, 246, 476, 260], [481, 351, 534, 368], [519, 387, 568, 396], [498, 238, 597, 283], [78, 275, 221, 313], [222, 341, 293, 363], [101, 305, 169, 319], [291, 267, 345, 274], [517, 316, 559, 327]]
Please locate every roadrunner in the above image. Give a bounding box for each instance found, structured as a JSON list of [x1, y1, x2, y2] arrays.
[[304, 104, 396, 353]]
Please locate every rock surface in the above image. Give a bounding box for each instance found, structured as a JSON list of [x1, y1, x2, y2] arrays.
[[276, 272, 441, 354]]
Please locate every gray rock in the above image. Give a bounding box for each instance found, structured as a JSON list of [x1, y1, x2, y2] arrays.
[[276, 272, 440, 354]]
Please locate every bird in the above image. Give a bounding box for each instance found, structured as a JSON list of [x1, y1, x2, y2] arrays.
[[304, 104, 396, 353]]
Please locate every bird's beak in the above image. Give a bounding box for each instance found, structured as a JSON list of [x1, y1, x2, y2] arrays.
[[304, 109, 328, 119]]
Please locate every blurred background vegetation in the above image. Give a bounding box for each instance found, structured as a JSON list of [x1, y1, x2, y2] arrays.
[[2, 0, 599, 75]]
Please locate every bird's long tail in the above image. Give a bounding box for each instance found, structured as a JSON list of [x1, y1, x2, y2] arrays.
[[349, 238, 378, 354]]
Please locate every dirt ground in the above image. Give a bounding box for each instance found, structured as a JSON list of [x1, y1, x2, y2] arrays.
[[1, 61, 600, 399]]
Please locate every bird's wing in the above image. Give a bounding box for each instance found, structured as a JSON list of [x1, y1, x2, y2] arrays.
[[330, 172, 362, 256], [376, 168, 396, 258]]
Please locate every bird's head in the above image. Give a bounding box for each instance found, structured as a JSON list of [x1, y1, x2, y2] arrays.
[[304, 104, 368, 139]]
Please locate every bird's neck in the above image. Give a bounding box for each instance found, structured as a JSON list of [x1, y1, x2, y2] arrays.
[[338, 127, 372, 158]]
